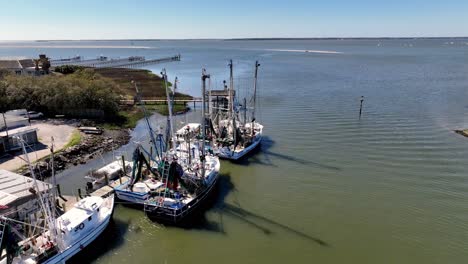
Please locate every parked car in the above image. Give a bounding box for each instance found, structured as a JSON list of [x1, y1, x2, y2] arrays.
[[6, 109, 28, 117], [27, 111, 44, 119]]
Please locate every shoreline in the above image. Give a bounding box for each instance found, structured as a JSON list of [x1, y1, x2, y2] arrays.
[[13, 119, 131, 178]]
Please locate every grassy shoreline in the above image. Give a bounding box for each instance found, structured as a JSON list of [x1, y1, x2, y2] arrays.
[[100, 104, 189, 130]]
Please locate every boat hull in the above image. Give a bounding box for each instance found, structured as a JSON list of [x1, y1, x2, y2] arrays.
[[114, 189, 149, 206], [217, 135, 262, 161], [46, 194, 115, 264], [144, 173, 219, 225]]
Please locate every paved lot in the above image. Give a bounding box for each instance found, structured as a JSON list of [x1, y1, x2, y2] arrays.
[[0, 122, 76, 171]]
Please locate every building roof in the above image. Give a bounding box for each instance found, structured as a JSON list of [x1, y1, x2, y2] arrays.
[[0, 60, 22, 70], [0, 169, 52, 207], [19, 59, 35, 68], [0, 126, 37, 137]]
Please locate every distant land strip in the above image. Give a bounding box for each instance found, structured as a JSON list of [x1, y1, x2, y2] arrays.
[[1, 37, 466, 42], [264, 49, 343, 54], [0, 45, 154, 49], [225, 37, 468, 41]]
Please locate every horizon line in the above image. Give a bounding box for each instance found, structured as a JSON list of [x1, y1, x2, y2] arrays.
[[1, 37, 468, 42]]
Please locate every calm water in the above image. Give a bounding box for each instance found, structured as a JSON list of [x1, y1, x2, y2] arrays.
[[2, 39, 468, 263]]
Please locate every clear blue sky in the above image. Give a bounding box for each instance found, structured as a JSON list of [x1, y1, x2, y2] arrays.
[[1, 0, 467, 40]]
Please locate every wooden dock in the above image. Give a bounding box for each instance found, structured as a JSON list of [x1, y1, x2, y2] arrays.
[[59, 176, 130, 212]]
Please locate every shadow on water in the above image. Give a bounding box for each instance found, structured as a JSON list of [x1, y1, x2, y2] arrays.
[[217, 203, 329, 247], [235, 136, 341, 171], [185, 173, 330, 247], [67, 209, 131, 264], [174, 173, 236, 233]]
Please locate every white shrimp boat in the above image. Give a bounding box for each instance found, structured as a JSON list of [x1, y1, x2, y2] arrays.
[[0, 138, 114, 264], [217, 122, 263, 160], [144, 69, 220, 224], [213, 60, 264, 160]]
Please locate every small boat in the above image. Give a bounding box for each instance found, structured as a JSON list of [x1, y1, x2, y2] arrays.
[[0, 138, 114, 264], [85, 159, 133, 192], [78, 126, 103, 135], [113, 147, 163, 205]]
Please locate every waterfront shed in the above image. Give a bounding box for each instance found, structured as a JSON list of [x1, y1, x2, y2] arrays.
[[0, 169, 53, 221]]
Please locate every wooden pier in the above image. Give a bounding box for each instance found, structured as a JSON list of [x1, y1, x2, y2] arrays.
[[120, 98, 202, 105], [51, 55, 181, 69]]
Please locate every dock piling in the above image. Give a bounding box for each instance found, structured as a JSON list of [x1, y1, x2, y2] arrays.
[[56, 184, 68, 201], [359, 96, 364, 119]]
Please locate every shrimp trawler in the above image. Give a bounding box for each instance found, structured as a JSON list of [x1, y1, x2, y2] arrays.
[[144, 69, 220, 224], [0, 138, 114, 264], [113, 80, 169, 206], [212, 60, 264, 160]]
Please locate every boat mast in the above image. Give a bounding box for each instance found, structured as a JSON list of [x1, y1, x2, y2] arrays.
[[162, 69, 176, 149], [229, 60, 236, 144], [50, 137, 57, 189], [252, 61, 260, 136], [172, 77, 178, 114], [229, 60, 234, 118], [201, 69, 210, 179], [18, 138, 57, 244], [133, 81, 161, 161]]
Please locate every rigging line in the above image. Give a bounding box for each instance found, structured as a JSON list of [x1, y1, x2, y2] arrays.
[[1, 216, 48, 231]]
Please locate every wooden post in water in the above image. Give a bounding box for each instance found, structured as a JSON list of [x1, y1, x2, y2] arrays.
[[120, 155, 125, 184], [56, 184, 62, 197], [359, 96, 364, 119], [78, 188, 82, 199]]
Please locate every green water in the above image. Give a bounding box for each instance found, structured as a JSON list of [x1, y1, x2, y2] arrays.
[[5, 39, 467, 263]]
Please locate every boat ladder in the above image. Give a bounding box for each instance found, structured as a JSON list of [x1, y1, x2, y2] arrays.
[[158, 161, 171, 207]]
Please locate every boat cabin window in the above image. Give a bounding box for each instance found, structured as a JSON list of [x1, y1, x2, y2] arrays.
[[88, 216, 92, 221]]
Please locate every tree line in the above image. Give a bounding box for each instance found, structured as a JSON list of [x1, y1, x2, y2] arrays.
[[0, 69, 123, 118]]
